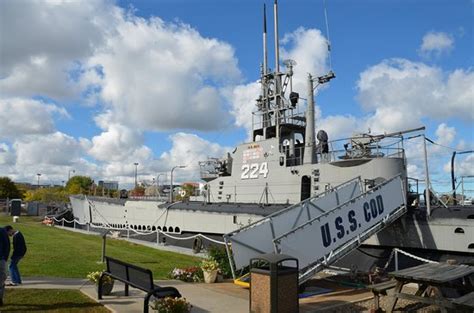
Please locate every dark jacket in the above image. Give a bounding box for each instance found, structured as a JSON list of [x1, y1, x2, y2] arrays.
[[12, 231, 26, 258], [0, 228, 10, 261]]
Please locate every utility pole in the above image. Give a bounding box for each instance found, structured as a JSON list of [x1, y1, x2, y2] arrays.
[[36, 173, 42, 188], [134, 162, 139, 188]]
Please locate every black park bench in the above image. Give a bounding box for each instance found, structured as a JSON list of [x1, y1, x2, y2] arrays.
[[98, 256, 182, 313]]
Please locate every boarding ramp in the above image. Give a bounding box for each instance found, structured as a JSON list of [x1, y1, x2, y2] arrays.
[[224, 177, 363, 274], [224, 175, 406, 285]]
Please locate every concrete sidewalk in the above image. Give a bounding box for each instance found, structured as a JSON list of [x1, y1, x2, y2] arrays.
[[10, 277, 249, 313]]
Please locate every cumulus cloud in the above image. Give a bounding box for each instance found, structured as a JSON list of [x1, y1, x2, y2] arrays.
[[14, 132, 84, 166], [419, 32, 454, 58], [281, 27, 329, 92], [357, 59, 474, 132], [159, 132, 231, 180], [317, 115, 360, 140], [0, 98, 68, 139], [0, 0, 117, 99], [85, 14, 240, 131]]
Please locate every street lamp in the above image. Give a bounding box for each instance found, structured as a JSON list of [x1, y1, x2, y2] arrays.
[[36, 173, 42, 188], [68, 169, 75, 181], [134, 163, 139, 188], [170, 166, 186, 203], [157, 173, 165, 197]]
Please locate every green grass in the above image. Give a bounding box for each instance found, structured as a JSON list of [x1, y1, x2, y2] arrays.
[[0, 216, 201, 279], [2, 289, 110, 312]]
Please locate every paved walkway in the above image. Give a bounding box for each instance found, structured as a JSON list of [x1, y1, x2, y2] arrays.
[[9, 276, 377, 313], [10, 277, 248, 313]]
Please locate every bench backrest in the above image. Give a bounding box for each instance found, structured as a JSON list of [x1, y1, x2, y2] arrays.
[[106, 256, 154, 291]]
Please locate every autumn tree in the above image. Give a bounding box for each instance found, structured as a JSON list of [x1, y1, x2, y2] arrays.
[[65, 176, 93, 195]]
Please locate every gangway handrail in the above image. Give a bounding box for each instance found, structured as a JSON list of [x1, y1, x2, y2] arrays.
[[226, 176, 362, 237], [273, 175, 404, 244], [272, 174, 406, 284]]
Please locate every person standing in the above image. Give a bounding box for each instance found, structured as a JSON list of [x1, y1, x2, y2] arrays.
[[5, 226, 26, 286], [0, 226, 10, 306]]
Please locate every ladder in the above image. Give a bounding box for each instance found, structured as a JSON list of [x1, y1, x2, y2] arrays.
[[224, 175, 406, 285]]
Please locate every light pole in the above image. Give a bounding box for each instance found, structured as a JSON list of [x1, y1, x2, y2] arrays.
[[170, 166, 186, 203], [134, 162, 139, 188], [36, 173, 41, 188], [157, 173, 165, 197], [68, 169, 75, 181]]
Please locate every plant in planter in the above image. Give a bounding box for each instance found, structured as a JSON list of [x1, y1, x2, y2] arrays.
[[151, 297, 191, 313], [200, 258, 219, 283], [87, 271, 114, 295], [169, 266, 203, 282]]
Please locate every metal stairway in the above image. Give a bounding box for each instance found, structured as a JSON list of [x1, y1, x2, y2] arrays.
[[224, 175, 407, 285]]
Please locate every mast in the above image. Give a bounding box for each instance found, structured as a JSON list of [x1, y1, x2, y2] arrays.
[[273, 0, 281, 139], [304, 74, 316, 164], [263, 4, 268, 77], [262, 4, 269, 138]]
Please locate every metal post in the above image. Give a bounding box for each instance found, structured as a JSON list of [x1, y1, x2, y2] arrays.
[[156, 229, 160, 246], [423, 135, 431, 216], [87, 223, 90, 232], [62, 219, 64, 227], [101, 231, 107, 263], [127, 226, 130, 239], [394, 249, 399, 271], [461, 177, 465, 205]]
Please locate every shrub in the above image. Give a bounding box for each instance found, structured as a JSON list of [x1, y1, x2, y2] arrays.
[[207, 245, 232, 278]]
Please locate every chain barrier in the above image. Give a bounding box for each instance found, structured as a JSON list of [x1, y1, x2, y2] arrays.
[[384, 247, 438, 270], [46, 216, 225, 245]]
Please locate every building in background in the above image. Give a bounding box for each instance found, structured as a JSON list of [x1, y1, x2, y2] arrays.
[[98, 180, 119, 191]]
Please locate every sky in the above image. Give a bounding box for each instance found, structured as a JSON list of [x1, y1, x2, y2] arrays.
[[0, 0, 473, 194]]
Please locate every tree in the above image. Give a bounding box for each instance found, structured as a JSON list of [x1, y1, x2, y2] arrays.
[[0, 177, 22, 199], [65, 176, 93, 195], [24, 187, 68, 203]]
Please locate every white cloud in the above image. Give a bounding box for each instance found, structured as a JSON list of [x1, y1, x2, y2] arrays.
[[86, 14, 240, 131], [14, 132, 84, 166], [159, 132, 231, 181], [317, 115, 360, 140], [357, 59, 474, 132], [0, 0, 117, 99], [0, 98, 68, 139], [281, 27, 329, 92], [419, 32, 454, 57], [435, 123, 456, 147], [227, 82, 260, 133]]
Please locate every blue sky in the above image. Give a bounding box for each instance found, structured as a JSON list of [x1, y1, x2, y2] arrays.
[[0, 0, 472, 193]]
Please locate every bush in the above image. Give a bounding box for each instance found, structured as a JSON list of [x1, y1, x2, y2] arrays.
[[151, 297, 191, 313], [207, 245, 232, 278]]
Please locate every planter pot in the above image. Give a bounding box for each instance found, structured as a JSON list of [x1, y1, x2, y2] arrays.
[[203, 270, 218, 283], [96, 280, 115, 295]]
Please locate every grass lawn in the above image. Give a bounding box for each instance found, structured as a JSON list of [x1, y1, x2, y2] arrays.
[[0, 216, 201, 279], [2, 288, 110, 312]]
